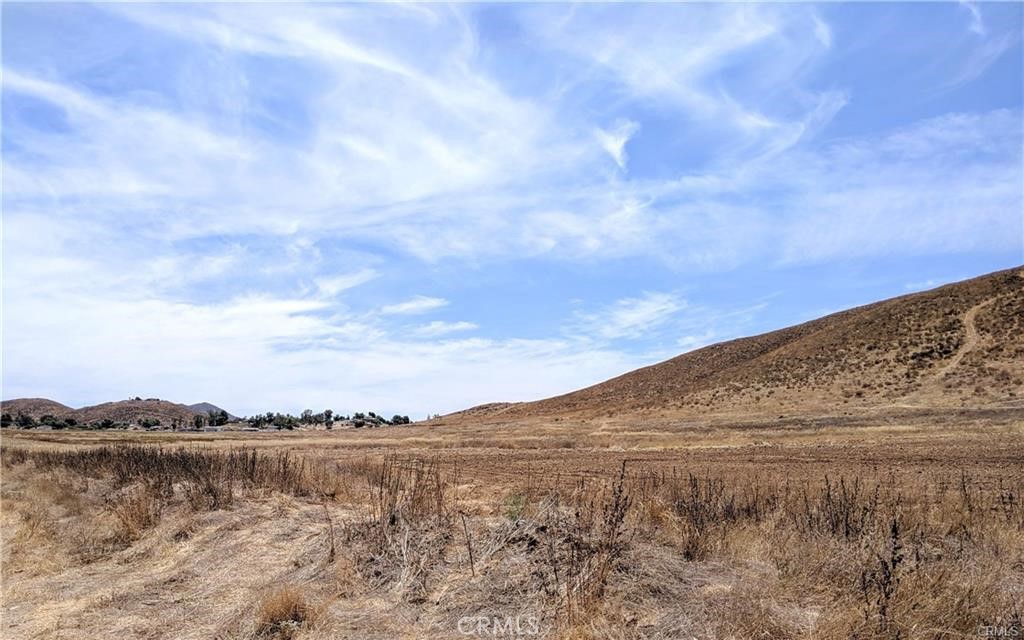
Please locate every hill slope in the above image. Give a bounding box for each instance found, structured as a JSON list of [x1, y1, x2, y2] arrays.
[[455, 267, 1024, 422]]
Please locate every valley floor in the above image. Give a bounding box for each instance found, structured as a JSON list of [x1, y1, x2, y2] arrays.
[[2, 411, 1023, 639]]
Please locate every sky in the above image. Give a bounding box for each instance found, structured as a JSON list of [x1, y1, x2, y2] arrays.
[[2, 2, 1022, 418]]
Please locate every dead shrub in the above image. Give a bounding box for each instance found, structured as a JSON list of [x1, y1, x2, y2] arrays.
[[107, 483, 162, 542], [183, 475, 233, 511], [345, 454, 456, 601], [538, 462, 635, 625], [255, 584, 319, 639]]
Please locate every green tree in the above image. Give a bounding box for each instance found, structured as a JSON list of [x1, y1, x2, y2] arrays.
[[40, 415, 68, 429]]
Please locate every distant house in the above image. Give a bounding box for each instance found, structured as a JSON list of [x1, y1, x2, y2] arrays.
[[203, 426, 223, 432]]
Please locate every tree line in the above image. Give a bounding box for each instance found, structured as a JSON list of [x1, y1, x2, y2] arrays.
[[1, 407, 412, 431], [244, 409, 411, 430], [1, 408, 414, 430]]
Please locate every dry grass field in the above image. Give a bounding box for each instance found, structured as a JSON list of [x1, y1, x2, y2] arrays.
[[2, 411, 1023, 640]]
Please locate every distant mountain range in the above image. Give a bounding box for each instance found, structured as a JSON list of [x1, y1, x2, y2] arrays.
[[1, 397, 239, 426]]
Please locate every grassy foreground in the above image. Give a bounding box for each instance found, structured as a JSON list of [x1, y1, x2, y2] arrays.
[[2, 423, 1022, 639]]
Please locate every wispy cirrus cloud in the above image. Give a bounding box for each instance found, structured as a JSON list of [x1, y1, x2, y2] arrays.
[[381, 296, 449, 316], [596, 119, 640, 170], [959, 1, 986, 36], [574, 292, 685, 341], [314, 270, 378, 297], [412, 321, 478, 337]]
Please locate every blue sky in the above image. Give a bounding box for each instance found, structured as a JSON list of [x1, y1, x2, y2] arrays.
[[2, 2, 1022, 418]]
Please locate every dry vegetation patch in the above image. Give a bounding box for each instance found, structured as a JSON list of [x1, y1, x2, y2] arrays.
[[2, 433, 1023, 639]]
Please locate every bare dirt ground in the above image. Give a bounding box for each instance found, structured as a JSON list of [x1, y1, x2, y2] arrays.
[[2, 408, 1023, 639]]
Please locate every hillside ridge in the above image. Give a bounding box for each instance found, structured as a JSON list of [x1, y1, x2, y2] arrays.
[[446, 267, 1023, 422]]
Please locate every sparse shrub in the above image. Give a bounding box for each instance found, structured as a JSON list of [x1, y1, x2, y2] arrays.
[[183, 475, 233, 511], [1, 447, 29, 466], [255, 585, 318, 639], [107, 484, 162, 542], [536, 462, 635, 624], [503, 492, 527, 521], [345, 455, 455, 601], [859, 517, 906, 636]]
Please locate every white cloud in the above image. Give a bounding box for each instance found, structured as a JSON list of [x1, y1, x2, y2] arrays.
[[662, 109, 1022, 266], [676, 330, 719, 352], [381, 296, 449, 315], [315, 269, 378, 297], [959, 1, 985, 36], [943, 33, 1017, 89], [2, 4, 602, 243], [411, 321, 478, 337], [3, 69, 255, 201], [575, 292, 684, 340], [812, 13, 833, 48], [525, 4, 837, 162], [775, 110, 1022, 262], [596, 119, 640, 170], [6, 5, 1009, 272]]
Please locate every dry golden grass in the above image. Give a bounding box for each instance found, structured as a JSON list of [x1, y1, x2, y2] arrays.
[[255, 584, 321, 639], [2, 417, 1023, 639]]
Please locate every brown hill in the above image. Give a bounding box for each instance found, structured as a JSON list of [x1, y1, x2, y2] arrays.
[[74, 400, 199, 426], [0, 398, 74, 419], [452, 267, 1024, 423], [2, 398, 200, 427]]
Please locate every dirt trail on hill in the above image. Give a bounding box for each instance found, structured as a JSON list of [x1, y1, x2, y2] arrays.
[[933, 296, 998, 380]]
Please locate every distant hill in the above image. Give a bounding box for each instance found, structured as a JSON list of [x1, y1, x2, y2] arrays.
[[3, 398, 207, 427], [74, 400, 199, 426], [1, 398, 74, 419], [446, 267, 1024, 423], [188, 402, 238, 420]]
